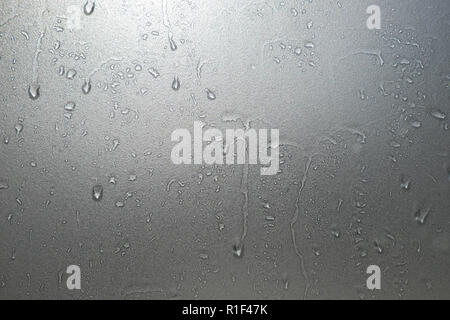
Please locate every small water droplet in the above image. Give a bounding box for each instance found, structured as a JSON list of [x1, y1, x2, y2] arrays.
[[168, 32, 177, 51], [172, 76, 180, 91], [112, 139, 120, 151], [64, 102, 76, 112], [115, 201, 124, 208], [304, 41, 315, 49], [148, 67, 160, 79], [414, 207, 431, 225], [206, 88, 216, 100], [411, 120, 422, 128], [373, 240, 383, 254], [0, 179, 9, 190], [390, 141, 401, 148], [92, 184, 103, 201], [199, 253, 209, 260], [232, 242, 243, 258], [400, 175, 411, 190], [331, 228, 340, 238]]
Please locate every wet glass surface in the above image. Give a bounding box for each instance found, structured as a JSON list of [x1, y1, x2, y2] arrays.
[[0, 0, 449, 299]]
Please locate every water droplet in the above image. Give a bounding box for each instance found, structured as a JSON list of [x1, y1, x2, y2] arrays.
[[64, 102, 76, 112], [400, 175, 411, 190], [83, 0, 95, 16], [109, 176, 117, 184], [82, 80, 92, 94], [0, 179, 9, 190], [431, 109, 446, 120], [66, 69, 77, 80], [199, 253, 209, 260], [390, 141, 401, 148], [206, 88, 216, 100], [172, 76, 180, 91], [112, 139, 120, 151], [168, 32, 177, 51], [332, 229, 340, 238], [312, 246, 321, 256], [14, 123, 23, 135], [28, 83, 40, 100], [148, 67, 160, 79], [115, 201, 124, 208], [58, 65, 65, 76], [15, 123, 24, 135], [304, 41, 315, 49], [92, 184, 103, 201], [232, 242, 243, 258], [373, 240, 383, 254], [414, 207, 430, 225], [411, 120, 422, 128]]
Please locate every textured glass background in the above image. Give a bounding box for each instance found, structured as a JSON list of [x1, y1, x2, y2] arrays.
[[0, 0, 449, 299]]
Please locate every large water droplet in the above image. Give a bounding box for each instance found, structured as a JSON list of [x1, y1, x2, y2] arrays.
[[431, 109, 446, 120], [83, 0, 95, 16], [82, 80, 91, 94], [28, 83, 40, 100], [66, 69, 77, 80], [15, 123, 24, 135]]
